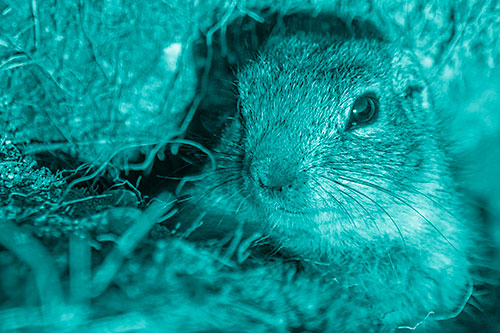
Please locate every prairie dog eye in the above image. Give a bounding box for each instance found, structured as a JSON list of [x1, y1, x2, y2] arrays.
[[347, 94, 378, 130]]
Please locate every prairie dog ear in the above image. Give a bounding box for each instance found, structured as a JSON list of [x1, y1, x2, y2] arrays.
[[391, 49, 431, 110]]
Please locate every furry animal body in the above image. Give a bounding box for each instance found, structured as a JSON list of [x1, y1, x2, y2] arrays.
[[177, 28, 488, 331]]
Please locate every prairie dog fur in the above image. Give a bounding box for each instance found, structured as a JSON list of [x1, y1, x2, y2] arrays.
[[177, 21, 486, 330]]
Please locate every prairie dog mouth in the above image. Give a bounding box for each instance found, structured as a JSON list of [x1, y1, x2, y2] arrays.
[[251, 194, 308, 215], [276, 202, 326, 216]]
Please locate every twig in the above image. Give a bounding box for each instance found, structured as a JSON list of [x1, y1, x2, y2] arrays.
[[69, 234, 91, 325], [31, 0, 40, 50], [91, 194, 175, 297], [0, 219, 64, 325]]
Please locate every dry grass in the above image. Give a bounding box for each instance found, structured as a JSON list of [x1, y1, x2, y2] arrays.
[[0, 0, 499, 331]]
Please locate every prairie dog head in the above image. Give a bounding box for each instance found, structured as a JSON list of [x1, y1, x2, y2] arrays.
[[199, 33, 468, 257]]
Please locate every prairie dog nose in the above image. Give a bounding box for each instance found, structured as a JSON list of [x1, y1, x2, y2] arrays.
[[249, 155, 298, 190]]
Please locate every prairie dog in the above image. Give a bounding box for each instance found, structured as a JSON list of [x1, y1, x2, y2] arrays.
[[177, 28, 484, 330]]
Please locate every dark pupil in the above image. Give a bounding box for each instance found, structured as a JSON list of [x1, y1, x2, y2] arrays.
[[351, 96, 375, 126]]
